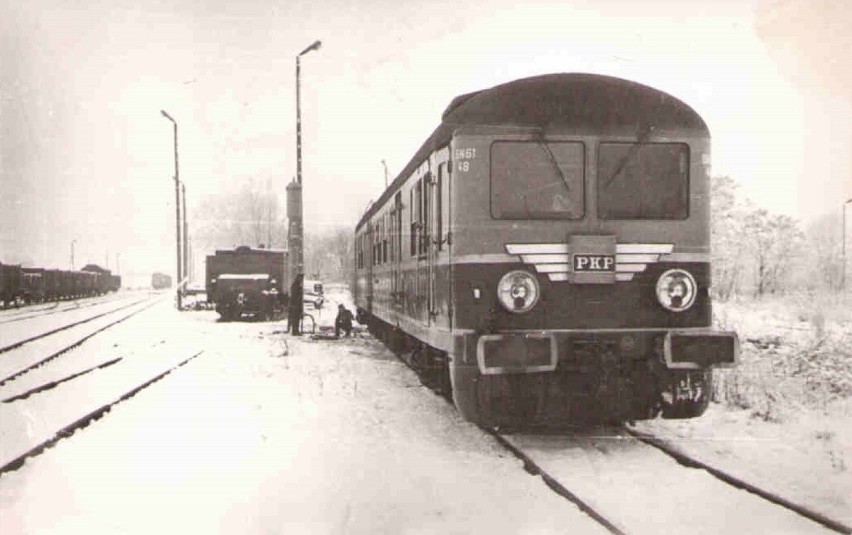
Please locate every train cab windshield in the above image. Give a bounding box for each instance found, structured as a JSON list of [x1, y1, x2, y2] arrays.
[[490, 140, 585, 219], [597, 142, 689, 220]]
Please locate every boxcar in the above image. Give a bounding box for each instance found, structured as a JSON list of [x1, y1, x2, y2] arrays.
[[22, 267, 46, 303], [152, 272, 173, 289], [205, 246, 288, 321], [1, 262, 23, 307]]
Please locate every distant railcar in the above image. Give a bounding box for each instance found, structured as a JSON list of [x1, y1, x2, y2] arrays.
[[22, 267, 46, 303], [1, 262, 23, 308], [109, 274, 122, 292], [43, 269, 61, 301], [205, 246, 289, 321], [152, 272, 173, 290], [354, 73, 738, 427], [81, 264, 120, 294]]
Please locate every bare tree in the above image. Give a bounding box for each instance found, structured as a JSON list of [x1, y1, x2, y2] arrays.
[[193, 178, 286, 252], [742, 206, 803, 297], [711, 175, 747, 300], [304, 226, 353, 283], [802, 212, 844, 291]]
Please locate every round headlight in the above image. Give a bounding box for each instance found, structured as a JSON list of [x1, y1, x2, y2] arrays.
[[497, 270, 540, 313], [656, 269, 697, 312]]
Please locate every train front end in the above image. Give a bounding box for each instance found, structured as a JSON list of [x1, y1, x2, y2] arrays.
[[445, 75, 738, 426]]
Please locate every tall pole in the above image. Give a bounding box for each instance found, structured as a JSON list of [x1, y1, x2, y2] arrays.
[[70, 239, 77, 270], [182, 182, 188, 288], [160, 109, 182, 310], [291, 39, 321, 282]]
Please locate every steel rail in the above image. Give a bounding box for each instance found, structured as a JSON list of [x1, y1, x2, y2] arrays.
[[0, 350, 204, 477], [0, 294, 129, 325], [0, 298, 161, 386], [2, 357, 122, 403], [624, 426, 852, 535], [363, 330, 626, 535], [0, 296, 158, 355]]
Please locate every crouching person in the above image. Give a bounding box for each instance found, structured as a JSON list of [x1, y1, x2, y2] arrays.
[[335, 304, 354, 337]]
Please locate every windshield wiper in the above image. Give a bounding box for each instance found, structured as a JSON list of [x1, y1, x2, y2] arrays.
[[534, 131, 571, 195], [603, 123, 655, 189]]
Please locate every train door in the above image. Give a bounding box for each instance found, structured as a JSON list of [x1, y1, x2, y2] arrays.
[[428, 154, 451, 328], [439, 159, 451, 328], [393, 192, 402, 311], [366, 222, 374, 314]]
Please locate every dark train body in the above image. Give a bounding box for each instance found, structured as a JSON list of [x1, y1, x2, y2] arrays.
[[151, 272, 173, 290], [354, 73, 738, 426], [1, 261, 120, 308], [205, 246, 289, 321]]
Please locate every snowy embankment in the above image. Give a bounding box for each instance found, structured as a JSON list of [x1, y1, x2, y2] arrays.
[[0, 286, 604, 534]]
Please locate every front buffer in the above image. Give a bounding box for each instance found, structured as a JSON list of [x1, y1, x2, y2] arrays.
[[450, 329, 738, 427]]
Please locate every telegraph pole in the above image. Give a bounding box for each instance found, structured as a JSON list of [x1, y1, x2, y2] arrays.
[[290, 39, 321, 281], [160, 109, 182, 310]]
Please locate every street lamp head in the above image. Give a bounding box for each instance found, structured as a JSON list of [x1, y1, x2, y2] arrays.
[[299, 40, 322, 56]]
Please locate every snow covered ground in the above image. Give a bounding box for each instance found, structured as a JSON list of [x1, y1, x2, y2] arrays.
[[0, 288, 604, 534], [0, 286, 848, 533]]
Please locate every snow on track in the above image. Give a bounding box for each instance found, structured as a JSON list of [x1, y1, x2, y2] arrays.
[[0, 293, 156, 353], [502, 430, 835, 534], [1, 308, 608, 534], [0, 298, 161, 386]]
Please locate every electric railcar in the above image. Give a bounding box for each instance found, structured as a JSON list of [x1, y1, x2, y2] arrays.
[[354, 73, 738, 427]]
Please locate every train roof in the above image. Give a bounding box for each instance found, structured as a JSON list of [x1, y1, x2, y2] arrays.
[[81, 264, 110, 274], [212, 246, 287, 256], [357, 73, 708, 229]]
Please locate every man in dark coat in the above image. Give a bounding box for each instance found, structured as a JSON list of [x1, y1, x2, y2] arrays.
[[288, 273, 304, 335], [335, 304, 354, 337]]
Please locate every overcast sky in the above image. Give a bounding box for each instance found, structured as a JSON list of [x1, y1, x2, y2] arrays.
[[1, 0, 850, 278]]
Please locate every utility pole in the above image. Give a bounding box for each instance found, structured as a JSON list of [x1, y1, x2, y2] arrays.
[[289, 39, 321, 282], [160, 109, 182, 310]]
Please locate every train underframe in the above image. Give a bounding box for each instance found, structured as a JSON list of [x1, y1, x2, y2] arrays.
[[364, 313, 716, 428]]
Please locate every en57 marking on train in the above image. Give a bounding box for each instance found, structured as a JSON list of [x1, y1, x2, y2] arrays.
[[454, 147, 476, 173]]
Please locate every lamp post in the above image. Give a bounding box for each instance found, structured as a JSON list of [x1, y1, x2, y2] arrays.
[[289, 39, 321, 281], [160, 109, 182, 310], [70, 239, 77, 270]]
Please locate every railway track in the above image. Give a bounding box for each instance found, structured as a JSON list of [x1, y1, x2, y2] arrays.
[[494, 427, 849, 535], [383, 341, 850, 534], [623, 427, 852, 535], [0, 297, 162, 386], [0, 350, 203, 475], [0, 295, 159, 355], [0, 298, 205, 476], [0, 293, 139, 325]]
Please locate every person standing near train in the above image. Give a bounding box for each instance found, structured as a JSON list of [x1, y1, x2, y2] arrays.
[[288, 273, 304, 335]]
